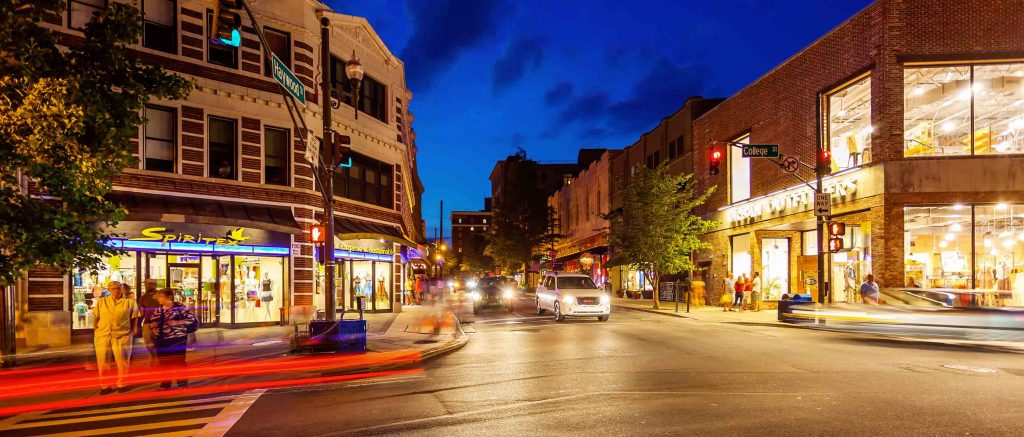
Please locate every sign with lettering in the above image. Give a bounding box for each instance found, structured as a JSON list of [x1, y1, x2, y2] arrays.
[[741, 144, 780, 158], [272, 53, 306, 105], [723, 177, 858, 224], [337, 244, 394, 256], [107, 222, 291, 247]]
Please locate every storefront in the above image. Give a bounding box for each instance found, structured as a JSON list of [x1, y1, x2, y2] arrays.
[[314, 239, 399, 314], [72, 222, 293, 333], [708, 165, 883, 305]]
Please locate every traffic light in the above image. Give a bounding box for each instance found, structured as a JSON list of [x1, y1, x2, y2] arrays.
[[709, 144, 723, 175], [828, 237, 844, 253], [331, 132, 353, 168], [816, 148, 832, 176], [828, 222, 846, 237], [308, 225, 325, 243], [213, 0, 243, 47]]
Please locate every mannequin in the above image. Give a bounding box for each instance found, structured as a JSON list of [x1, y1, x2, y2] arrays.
[[376, 274, 387, 306], [261, 271, 274, 319], [245, 270, 259, 313]]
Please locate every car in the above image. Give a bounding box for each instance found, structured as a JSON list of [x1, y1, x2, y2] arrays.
[[535, 272, 610, 322], [469, 276, 516, 315]]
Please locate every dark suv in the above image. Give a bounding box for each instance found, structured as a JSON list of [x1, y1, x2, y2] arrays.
[[469, 276, 515, 314]]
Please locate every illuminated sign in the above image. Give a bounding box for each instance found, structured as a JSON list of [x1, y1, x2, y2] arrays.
[[309, 225, 325, 243], [337, 244, 393, 256], [130, 226, 250, 246], [724, 177, 858, 224]]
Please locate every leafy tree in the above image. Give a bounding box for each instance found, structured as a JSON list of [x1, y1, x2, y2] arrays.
[[607, 164, 717, 309], [484, 149, 549, 275], [0, 1, 192, 285], [462, 233, 494, 274]]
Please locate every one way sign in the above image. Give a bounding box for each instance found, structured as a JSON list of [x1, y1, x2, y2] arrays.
[[814, 192, 831, 216]]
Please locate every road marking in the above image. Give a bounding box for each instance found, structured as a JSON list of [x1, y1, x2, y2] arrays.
[[36, 395, 237, 419], [36, 417, 211, 437], [943, 364, 998, 373], [3, 402, 230, 429], [195, 389, 265, 437]]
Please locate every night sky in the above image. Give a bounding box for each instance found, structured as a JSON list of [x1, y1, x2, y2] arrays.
[[326, 0, 873, 240]]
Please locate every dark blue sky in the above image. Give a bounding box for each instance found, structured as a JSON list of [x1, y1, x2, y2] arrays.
[[327, 0, 873, 239]]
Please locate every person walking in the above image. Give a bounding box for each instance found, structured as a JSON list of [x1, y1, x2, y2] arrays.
[[733, 273, 747, 312], [750, 272, 763, 312], [138, 278, 160, 367], [148, 288, 198, 390], [860, 274, 881, 304], [93, 281, 140, 394]]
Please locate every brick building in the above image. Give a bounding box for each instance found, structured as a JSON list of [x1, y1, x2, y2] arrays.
[[691, 0, 1024, 306], [450, 201, 492, 272], [20, 0, 425, 347]]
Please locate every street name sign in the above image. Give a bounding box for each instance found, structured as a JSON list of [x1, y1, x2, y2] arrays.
[[272, 53, 306, 106], [741, 144, 780, 158], [814, 192, 831, 216]]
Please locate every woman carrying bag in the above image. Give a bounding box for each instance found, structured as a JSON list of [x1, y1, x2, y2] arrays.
[[147, 288, 199, 390]]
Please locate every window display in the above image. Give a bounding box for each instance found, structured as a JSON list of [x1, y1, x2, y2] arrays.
[[904, 206, 972, 289], [974, 204, 1024, 306], [830, 225, 871, 303], [827, 75, 872, 169], [731, 233, 752, 279], [760, 238, 789, 300], [233, 256, 284, 324], [72, 253, 138, 330], [905, 63, 1024, 157]]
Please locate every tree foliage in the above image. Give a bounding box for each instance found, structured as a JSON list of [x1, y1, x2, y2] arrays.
[[462, 232, 495, 274], [484, 149, 549, 274], [606, 164, 718, 309], [0, 1, 192, 284]]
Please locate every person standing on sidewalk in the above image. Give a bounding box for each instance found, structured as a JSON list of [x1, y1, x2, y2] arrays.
[[860, 274, 881, 304], [750, 272, 763, 312], [93, 281, 140, 394], [733, 274, 747, 312], [148, 288, 198, 390], [721, 273, 734, 312], [138, 279, 160, 367]]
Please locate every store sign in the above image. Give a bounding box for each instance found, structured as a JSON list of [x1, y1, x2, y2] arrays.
[[579, 253, 595, 270], [724, 177, 858, 224], [131, 226, 250, 246], [108, 221, 292, 247], [337, 244, 393, 256]]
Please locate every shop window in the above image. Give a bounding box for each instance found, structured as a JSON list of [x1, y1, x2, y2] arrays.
[[973, 64, 1024, 155], [802, 230, 818, 256], [760, 238, 789, 300], [729, 134, 751, 203], [72, 252, 138, 330], [206, 10, 238, 69], [69, 0, 105, 31], [825, 75, 872, 169], [263, 27, 290, 77], [142, 0, 176, 54], [730, 233, 752, 279], [831, 225, 872, 303], [904, 66, 970, 157], [208, 116, 237, 180], [264, 126, 289, 186], [974, 204, 1024, 304], [904, 205, 971, 289], [233, 256, 285, 323], [142, 105, 176, 173]]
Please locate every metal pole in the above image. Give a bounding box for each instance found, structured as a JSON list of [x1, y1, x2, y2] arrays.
[[0, 285, 15, 368], [321, 17, 337, 321]]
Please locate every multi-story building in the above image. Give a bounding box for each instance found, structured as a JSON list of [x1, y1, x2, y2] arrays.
[[20, 0, 424, 347], [690, 0, 1024, 306], [450, 200, 492, 271], [548, 149, 621, 285]]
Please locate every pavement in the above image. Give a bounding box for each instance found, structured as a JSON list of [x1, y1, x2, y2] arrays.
[[611, 296, 784, 325]]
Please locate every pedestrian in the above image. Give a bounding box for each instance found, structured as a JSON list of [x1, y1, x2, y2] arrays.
[[860, 273, 880, 304], [92, 281, 140, 394], [721, 273, 734, 312], [750, 272, 762, 312], [733, 273, 747, 312], [148, 288, 198, 390], [138, 278, 160, 367]]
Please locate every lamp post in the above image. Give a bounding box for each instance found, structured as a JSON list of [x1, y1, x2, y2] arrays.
[[345, 50, 364, 120]]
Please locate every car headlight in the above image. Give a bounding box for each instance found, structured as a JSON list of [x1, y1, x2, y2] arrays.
[[467, 280, 478, 288], [562, 295, 574, 304], [470, 291, 481, 300], [600, 294, 610, 304], [503, 289, 513, 299]]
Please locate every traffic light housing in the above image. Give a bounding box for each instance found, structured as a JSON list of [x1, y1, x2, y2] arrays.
[[308, 225, 325, 244], [331, 132, 353, 168], [709, 144, 723, 175], [828, 222, 846, 237], [816, 148, 832, 176], [213, 0, 243, 47], [828, 238, 844, 253]]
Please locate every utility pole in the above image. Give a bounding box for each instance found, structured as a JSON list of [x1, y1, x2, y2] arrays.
[[320, 17, 337, 321]]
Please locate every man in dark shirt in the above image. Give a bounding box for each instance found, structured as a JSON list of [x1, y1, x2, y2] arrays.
[[138, 278, 160, 366]]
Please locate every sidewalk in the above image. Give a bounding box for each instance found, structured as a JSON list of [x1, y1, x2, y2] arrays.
[[612, 296, 785, 326]]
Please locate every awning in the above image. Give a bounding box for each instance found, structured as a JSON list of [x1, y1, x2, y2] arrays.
[[332, 216, 418, 248], [108, 192, 301, 234]]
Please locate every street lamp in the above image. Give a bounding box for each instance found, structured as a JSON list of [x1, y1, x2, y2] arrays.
[[345, 50, 365, 120]]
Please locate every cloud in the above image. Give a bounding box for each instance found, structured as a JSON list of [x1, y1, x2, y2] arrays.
[[401, 0, 509, 91], [543, 82, 573, 105], [492, 38, 545, 92], [558, 92, 609, 124]]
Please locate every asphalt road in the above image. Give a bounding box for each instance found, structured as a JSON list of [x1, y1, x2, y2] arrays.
[[221, 293, 1024, 436]]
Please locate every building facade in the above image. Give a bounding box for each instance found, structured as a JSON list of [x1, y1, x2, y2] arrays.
[[691, 0, 1024, 307], [450, 205, 492, 272], [548, 150, 620, 287], [20, 0, 424, 347]]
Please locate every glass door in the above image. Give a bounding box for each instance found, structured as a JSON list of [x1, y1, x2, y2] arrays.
[[168, 255, 201, 321]]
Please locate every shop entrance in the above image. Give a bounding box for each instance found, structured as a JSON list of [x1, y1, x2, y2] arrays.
[[153, 254, 223, 325]]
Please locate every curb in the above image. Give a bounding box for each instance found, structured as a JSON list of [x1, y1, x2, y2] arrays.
[[612, 304, 805, 329], [419, 311, 469, 361]]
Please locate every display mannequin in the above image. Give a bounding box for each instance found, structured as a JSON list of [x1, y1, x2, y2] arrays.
[[376, 274, 387, 305], [261, 271, 274, 319], [245, 270, 259, 313]]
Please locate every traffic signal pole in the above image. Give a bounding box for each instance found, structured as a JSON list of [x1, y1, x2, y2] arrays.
[[321, 17, 337, 321]]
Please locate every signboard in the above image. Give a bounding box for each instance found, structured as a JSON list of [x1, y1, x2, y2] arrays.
[[741, 144, 780, 158], [304, 133, 320, 166], [782, 157, 799, 173], [271, 53, 306, 105], [105, 221, 292, 247], [291, 243, 302, 256], [814, 192, 831, 216]]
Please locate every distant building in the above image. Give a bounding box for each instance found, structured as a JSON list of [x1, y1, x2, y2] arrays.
[[450, 199, 493, 270]]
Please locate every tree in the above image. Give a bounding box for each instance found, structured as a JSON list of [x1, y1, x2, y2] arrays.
[[484, 148, 549, 275], [462, 233, 495, 274], [0, 1, 192, 285], [606, 164, 718, 309]]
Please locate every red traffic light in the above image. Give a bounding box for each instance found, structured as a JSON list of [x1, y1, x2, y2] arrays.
[[828, 222, 846, 237], [709, 145, 723, 175], [308, 225, 325, 243], [816, 148, 832, 175], [711, 149, 722, 160]]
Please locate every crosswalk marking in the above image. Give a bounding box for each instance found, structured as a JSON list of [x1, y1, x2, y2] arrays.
[[34, 417, 211, 437], [195, 389, 264, 437], [4, 402, 230, 430], [27, 396, 236, 420]]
